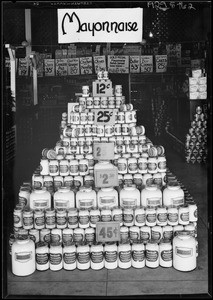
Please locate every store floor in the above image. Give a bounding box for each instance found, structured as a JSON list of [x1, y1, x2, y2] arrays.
[[4, 142, 210, 298]]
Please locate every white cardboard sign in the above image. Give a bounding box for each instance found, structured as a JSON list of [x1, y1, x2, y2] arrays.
[[58, 8, 143, 43]]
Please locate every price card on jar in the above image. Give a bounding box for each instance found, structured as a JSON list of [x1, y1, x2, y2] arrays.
[[92, 79, 113, 97], [96, 222, 120, 243], [92, 109, 115, 125], [94, 167, 119, 188], [93, 142, 114, 160]]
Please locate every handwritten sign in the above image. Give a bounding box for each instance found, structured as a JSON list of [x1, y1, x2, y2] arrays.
[[80, 57, 93, 75], [18, 58, 28, 76], [141, 56, 153, 73], [56, 58, 68, 76], [93, 142, 115, 160], [67, 58, 80, 75], [58, 8, 143, 43], [93, 56, 106, 73], [130, 56, 140, 73], [44, 59, 55, 76], [96, 222, 120, 243], [108, 55, 129, 73], [155, 55, 167, 73], [147, 1, 196, 11]]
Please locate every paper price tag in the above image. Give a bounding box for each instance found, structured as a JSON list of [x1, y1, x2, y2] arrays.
[[93, 109, 115, 125], [93, 142, 114, 160], [96, 222, 120, 243], [94, 168, 118, 188], [92, 79, 113, 97]]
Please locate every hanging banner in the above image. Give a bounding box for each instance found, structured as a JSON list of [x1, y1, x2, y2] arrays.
[[67, 58, 80, 75], [58, 8, 143, 43], [130, 56, 140, 73], [80, 57, 93, 74], [141, 55, 153, 73], [155, 55, 168, 73], [55, 58, 68, 76], [108, 56, 129, 73], [93, 56, 106, 73], [44, 59, 55, 76]]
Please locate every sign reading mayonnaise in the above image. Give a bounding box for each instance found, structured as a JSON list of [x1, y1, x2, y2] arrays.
[[58, 8, 143, 43]]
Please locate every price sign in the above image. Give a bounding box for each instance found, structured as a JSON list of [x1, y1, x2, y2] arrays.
[[67, 58, 80, 75], [130, 56, 140, 73], [94, 168, 118, 188], [92, 109, 115, 125], [56, 58, 68, 76], [96, 222, 120, 243], [141, 55, 153, 73], [93, 142, 114, 160], [93, 56, 106, 73], [44, 59, 55, 76], [155, 55, 167, 73], [80, 57, 93, 74], [108, 55, 129, 73], [92, 79, 113, 97]]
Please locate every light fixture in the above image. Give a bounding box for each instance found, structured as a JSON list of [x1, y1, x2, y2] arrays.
[[149, 31, 153, 38]]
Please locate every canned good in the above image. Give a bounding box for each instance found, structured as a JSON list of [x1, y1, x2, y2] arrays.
[[49, 242, 63, 271], [78, 209, 90, 228], [13, 205, 23, 228], [45, 208, 56, 229], [36, 242, 50, 271], [62, 228, 73, 243], [56, 209, 67, 229], [85, 227, 95, 244], [131, 241, 145, 269], [50, 228, 62, 243], [167, 206, 179, 226], [67, 208, 78, 229], [145, 240, 159, 268], [134, 206, 145, 227], [178, 205, 190, 225], [34, 209, 45, 230], [22, 208, 34, 230], [29, 229, 40, 243], [73, 228, 85, 244], [40, 228, 51, 244], [63, 241, 77, 270], [159, 239, 173, 268]]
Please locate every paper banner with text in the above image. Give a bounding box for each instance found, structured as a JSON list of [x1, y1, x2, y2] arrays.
[[108, 55, 129, 73], [130, 56, 140, 73], [44, 59, 55, 76], [141, 55, 153, 73], [55, 58, 68, 76], [155, 55, 168, 73], [67, 58, 80, 75], [93, 56, 106, 73], [80, 57, 93, 75]]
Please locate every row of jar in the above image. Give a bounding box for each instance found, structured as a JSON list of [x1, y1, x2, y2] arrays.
[[11, 232, 198, 276], [14, 202, 197, 231], [11, 222, 198, 253], [38, 156, 166, 178]]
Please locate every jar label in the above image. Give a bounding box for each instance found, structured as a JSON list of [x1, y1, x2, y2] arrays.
[[101, 214, 112, 222], [54, 181, 63, 188], [100, 197, 115, 206], [168, 213, 178, 222], [23, 216, 33, 226], [158, 161, 166, 170], [33, 200, 48, 209], [147, 197, 161, 207], [124, 179, 133, 186], [180, 212, 189, 222], [79, 199, 93, 209], [64, 180, 73, 187], [33, 181, 42, 189], [79, 164, 88, 173], [146, 250, 159, 262], [163, 230, 173, 240], [19, 197, 27, 206], [15, 251, 32, 262], [68, 216, 78, 226], [63, 252, 76, 264], [85, 233, 95, 243], [161, 249, 172, 261], [157, 213, 167, 223], [130, 231, 139, 240], [59, 165, 69, 173], [29, 234, 36, 242], [122, 199, 136, 209], [13, 215, 21, 224], [128, 163, 138, 171], [151, 231, 161, 240], [146, 213, 156, 223], [36, 252, 49, 265], [44, 181, 53, 187], [90, 214, 100, 224], [74, 180, 82, 188], [73, 233, 84, 242], [70, 165, 78, 173], [132, 250, 145, 262], [77, 252, 90, 264], [56, 216, 67, 225], [35, 216, 45, 226], [133, 178, 143, 186], [118, 163, 127, 172], [148, 162, 157, 171], [55, 200, 69, 209], [51, 234, 61, 243], [43, 233, 51, 243], [113, 214, 123, 222], [175, 247, 193, 257], [50, 253, 62, 265], [91, 251, 104, 263], [62, 234, 73, 243], [105, 251, 117, 262], [136, 213, 146, 224], [119, 250, 131, 262], [49, 165, 59, 173], [172, 197, 184, 206], [46, 215, 56, 226], [153, 178, 162, 186], [79, 215, 90, 225], [124, 213, 134, 223], [120, 231, 129, 241], [138, 162, 147, 171]]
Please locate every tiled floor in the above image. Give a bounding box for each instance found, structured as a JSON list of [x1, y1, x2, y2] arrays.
[[3, 142, 210, 298]]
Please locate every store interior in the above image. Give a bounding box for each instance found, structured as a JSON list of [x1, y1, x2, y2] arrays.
[[2, 1, 212, 298]]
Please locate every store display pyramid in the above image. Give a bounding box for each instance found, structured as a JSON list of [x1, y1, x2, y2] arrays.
[[10, 71, 198, 274]]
